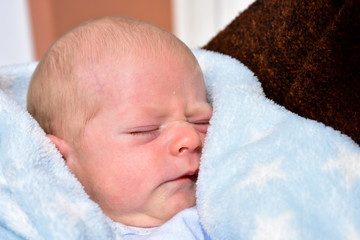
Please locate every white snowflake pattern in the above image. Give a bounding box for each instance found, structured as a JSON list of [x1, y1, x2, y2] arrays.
[[238, 158, 286, 191]]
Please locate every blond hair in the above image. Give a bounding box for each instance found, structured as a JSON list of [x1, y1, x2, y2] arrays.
[[27, 16, 190, 145]]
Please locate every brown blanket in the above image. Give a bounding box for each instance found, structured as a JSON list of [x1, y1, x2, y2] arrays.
[[204, 0, 359, 144]]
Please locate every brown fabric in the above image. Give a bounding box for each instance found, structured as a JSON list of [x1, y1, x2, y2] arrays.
[[204, 0, 359, 144]]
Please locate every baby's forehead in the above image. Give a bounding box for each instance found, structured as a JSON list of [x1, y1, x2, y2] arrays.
[[69, 35, 198, 100]]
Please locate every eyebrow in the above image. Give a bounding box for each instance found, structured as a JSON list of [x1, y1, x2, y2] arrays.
[[120, 100, 213, 121]]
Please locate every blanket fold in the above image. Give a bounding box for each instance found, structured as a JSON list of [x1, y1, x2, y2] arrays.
[[0, 83, 117, 239], [0, 49, 359, 240], [193, 50, 360, 240]]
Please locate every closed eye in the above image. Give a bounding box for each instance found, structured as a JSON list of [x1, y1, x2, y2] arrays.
[[129, 130, 159, 136], [193, 120, 210, 133], [127, 126, 160, 136]]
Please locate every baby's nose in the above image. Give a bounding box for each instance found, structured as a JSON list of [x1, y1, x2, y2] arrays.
[[168, 122, 203, 156]]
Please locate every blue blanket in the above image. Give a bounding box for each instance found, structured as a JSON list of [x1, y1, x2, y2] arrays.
[[0, 49, 359, 239]]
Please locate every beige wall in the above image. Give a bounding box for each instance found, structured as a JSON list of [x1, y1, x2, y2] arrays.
[[28, 0, 172, 60]]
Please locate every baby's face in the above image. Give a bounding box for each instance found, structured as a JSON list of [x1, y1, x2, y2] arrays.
[[67, 49, 212, 227]]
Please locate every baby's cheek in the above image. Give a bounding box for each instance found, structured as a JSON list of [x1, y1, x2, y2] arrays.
[[102, 183, 145, 210]]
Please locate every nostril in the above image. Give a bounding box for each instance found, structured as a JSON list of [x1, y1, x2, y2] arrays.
[[178, 145, 202, 155], [170, 125, 203, 156], [178, 146, 187, 153]]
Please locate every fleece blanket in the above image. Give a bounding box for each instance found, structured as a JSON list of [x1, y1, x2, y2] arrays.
[[0, 49, 359, 240]]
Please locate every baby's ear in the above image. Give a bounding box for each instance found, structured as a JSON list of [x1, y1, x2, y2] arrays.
[[47, 134, 78, 174], [47, 134, 72, 160]]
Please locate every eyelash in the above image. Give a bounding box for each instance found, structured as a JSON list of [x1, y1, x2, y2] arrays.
[[128, 120, 210, 136], [193, 120, 210, 133], [128, 128, 159, 136]]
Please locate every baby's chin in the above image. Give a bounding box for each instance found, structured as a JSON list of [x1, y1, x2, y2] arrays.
[[141, 189, 196, 227], [111, 201, 195, 228], [157, 188, 196, 221], [105, 181, 197, 227]]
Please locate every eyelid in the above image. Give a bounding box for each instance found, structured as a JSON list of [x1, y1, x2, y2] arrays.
[[192, 119, 210, 133], [126, 126, 160, 135], [190, 107, 213, 125]]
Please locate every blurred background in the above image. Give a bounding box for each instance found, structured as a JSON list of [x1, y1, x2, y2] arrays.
[[0, 0, 255, 66]]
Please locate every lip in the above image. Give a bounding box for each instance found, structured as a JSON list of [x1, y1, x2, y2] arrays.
[[174, 170, 199, 182]]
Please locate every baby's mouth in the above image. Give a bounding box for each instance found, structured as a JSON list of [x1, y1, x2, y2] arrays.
[[164, 170, 199, 185], [179, 170, 199, 182], [189, 172, 198, 182]]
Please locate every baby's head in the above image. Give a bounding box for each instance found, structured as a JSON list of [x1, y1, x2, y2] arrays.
[[27, 16, 212, 227]]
